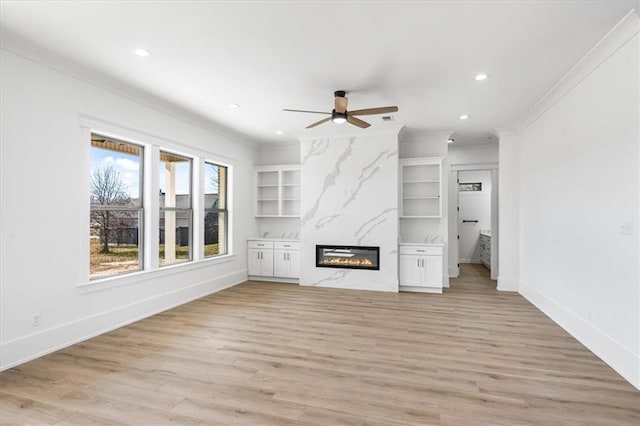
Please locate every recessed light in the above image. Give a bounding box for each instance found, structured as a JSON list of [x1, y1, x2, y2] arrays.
[[228, 103, 240, 109], [447, 138, 455, 144], [275, 130, 283, 135], [459, 115, 469, 120], [475, 73, 489, 81], [134, 48, 150, 57]]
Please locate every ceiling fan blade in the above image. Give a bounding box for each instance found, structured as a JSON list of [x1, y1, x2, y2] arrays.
[[306, 117, 332, 129], [335, 96, 348, 113], [347, 115, 370, 129], [348, 106, 399, 116], [283, 109, 331, 115]]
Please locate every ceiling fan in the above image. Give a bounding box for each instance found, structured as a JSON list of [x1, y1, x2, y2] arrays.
[[284, 90, 398, 129]]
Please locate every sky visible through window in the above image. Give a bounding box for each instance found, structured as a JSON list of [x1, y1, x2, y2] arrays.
[[90, 147, 141, 199], [91, 147, 220, 199]]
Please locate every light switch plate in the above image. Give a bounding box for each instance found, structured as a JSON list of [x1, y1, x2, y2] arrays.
[[621, 223, 633, 235]]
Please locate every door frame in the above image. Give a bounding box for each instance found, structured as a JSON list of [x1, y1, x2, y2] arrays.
[[450, 163, 498, 280]]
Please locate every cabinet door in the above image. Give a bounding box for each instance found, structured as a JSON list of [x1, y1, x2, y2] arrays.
[[248, 249, 262, 276], [274, 250, 288, 277], [287, 250, 300, 278], [424, 255, 443, 288], [399, 254, 423, 286], [260, 249, 274, 277]]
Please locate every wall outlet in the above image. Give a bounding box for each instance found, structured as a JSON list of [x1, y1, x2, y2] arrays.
[[621, 223, 634, 235], [32, 314, 41, 327]]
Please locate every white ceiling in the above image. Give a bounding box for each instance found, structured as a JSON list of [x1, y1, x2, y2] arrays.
[[1, 1, 637, 145]]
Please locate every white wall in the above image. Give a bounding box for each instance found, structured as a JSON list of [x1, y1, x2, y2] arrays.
[[299, 130, 400, 291], [257, 143, 300, 166], [458, 170, 492, 263], [0, 48, 257, 370], [505, 11, 639, 388]]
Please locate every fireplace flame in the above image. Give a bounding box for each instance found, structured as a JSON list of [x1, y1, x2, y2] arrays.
[[322, 257, 374, 267]]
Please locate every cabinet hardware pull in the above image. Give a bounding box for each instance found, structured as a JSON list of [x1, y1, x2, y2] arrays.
[[462, 220, 478, 223], [416, 249, 425, 252]]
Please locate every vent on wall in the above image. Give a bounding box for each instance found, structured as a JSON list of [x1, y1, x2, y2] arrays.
[[381, 116, 395, 121]]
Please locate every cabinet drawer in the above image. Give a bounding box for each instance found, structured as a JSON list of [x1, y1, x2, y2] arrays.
[[248, 240, 274, 249], [274, 241, 300, 250], [399, 245, 442, 256]]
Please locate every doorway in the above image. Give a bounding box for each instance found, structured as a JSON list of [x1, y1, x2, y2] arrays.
[[451, 166, 498, 281]]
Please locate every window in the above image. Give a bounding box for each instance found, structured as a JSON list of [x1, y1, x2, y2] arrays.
[[204, 162, 228, 257], [89, 135, 143, 279], [459, 182, 482, 192], [159, 151, 192, 266]]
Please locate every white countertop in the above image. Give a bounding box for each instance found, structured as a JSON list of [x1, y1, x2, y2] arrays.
[[480, 230, 492, 237], [248, 237, 300, 242]]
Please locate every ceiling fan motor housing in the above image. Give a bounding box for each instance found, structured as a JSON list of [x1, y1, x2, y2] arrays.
[[334, 90, 346, 98]]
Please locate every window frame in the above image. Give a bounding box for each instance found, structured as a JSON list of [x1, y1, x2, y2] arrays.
[[203, 161, 229, 258], [158, 150, 194, 267], [89, 134, 145, 280]]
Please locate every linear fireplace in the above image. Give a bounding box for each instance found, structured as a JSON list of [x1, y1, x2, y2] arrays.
[[316, 245, 380, 270]]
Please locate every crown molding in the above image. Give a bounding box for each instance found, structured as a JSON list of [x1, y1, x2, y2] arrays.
[[515, 9, 640, 134]]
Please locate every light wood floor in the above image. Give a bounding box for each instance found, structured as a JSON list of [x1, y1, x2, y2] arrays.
[[1, 264, 639, 425]]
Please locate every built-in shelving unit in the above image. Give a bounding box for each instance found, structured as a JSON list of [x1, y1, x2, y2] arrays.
[[256, 166, 301, 217], [399, 157, 442, 218]]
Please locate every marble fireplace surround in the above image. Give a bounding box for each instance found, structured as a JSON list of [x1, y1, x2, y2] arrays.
[[299, 128, 400, 292]]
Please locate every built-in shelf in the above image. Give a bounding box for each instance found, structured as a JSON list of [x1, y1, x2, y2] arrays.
[[256, 166, 301, 217], [400, 158, 442, 218]]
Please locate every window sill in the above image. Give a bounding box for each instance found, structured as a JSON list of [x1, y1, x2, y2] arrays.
[[78, 253, 236, 294]]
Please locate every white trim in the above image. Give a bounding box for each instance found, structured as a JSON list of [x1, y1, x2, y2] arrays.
[[459, 259, 481, 264], [78, 254, 236, 293], [497, 276, 519, 292], [248, 276, 299, 284], [399, 286, 442, 294], [516, 10, 640, 133], [520, 281, 640, 390], [1, 269, 248, 371], [450, 162, 499, 171], [448, 265, 459, 278]]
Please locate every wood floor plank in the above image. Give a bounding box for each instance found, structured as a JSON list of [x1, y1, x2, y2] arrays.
[[1, 264, 638, 425]]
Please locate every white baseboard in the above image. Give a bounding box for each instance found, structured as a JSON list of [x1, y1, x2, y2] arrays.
[[459, 259, 482, 264], [248, 276, 299, 284], [399, 286, 443, 294], [448, 266, 459, 278], [520, 281, 640, 390], [497, 276, 519, 292], [0, 269, 247, 371]]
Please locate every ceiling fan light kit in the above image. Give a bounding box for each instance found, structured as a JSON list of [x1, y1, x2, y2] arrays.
[[331, 111, 348, 124], [284, 90, 398, 129]]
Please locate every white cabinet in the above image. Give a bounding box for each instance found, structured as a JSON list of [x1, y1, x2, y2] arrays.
[[399, 244, 443, 293], [274, 241, 300, 278], [248, 241, 274, 277], [256, 166, 301, 217], [248, 240, 300, 279], [399, 158, 442, 218]]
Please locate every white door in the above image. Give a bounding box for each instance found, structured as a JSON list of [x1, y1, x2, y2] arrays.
[[248, 249, 262, 275], [260, 249, 274, 277], [274, 250, 288, 277], [458, 170, 491, 264], [424, 255, 443, 288], [399, 254, 423, 286], [287, 250, 300, 278]]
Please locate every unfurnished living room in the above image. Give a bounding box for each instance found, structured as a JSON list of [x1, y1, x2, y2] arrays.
[[0, 1, 639, 425]]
